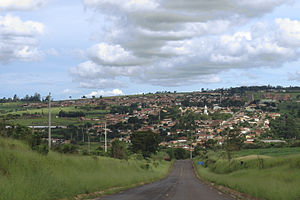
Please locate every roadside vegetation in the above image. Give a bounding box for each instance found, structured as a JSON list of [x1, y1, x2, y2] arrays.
[[0, 118, 172, 200], [194, 148, 300, 200], [0, 136, 171, 200]]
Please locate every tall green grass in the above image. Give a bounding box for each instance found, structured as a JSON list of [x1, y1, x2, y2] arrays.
[[0, 137, 171, 200], [194, 154, 300, 200], [236, 147, 300, 157]]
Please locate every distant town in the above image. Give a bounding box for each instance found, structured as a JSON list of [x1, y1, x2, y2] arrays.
[[1, 85, 299, 152]]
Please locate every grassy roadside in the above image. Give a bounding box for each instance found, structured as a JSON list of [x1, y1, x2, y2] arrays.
[[0, 137, 171, 200], [76, 159, 175, 200], [236, 147, 300, 157], [193, 151, 300, 200]]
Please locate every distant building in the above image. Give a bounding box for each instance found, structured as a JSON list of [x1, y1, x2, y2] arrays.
[[204, 105, 208, 115]]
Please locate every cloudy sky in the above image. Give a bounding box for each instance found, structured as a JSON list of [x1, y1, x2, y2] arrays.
[[1, 0, 300, 100]]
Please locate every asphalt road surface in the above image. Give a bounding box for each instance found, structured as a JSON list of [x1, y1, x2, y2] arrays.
[[97, 160, 233, 200]]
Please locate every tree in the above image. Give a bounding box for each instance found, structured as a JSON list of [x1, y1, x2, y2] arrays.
[[203, 139, 217, 151], [128, 116, 140, 124], [33, 93, 41, 101], [58, 110, 85, 118], [13, 94, 19, 102], [27, 131, 42, 149], [174, 148, 189, 160], [223, 129, 243, 161], [270, 114, 299, 139], [193, 144, 206, 157], [26, 131, 49, 155], [111, 140, 128, 159], [130, 131, 161, 158]]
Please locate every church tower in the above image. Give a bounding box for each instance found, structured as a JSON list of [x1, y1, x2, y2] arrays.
[[204, 105, 208, 115]]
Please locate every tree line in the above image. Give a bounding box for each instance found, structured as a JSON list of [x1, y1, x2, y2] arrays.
[[0, 93, 43, 103]]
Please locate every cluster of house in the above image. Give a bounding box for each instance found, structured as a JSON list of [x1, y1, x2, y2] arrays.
[[17, 92, 286, 150], [160, 110, 282, 150]]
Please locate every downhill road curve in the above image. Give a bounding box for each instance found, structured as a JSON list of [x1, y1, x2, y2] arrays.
[[97, 160, 233, 200]]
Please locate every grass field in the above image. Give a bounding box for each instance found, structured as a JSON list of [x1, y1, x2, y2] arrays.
[[0, 103, 110, 126], [0, 102, 26, 113], [194, 149, 300, 200], [236, 147, 300, 157], [0, 137, 171, 200], [245, 91, 300, 102]]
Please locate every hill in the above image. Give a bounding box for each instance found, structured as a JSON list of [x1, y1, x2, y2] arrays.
[[0, 136, 171, 200]]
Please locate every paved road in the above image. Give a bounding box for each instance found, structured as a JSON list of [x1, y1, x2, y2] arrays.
[[96, 160, 233, 200]]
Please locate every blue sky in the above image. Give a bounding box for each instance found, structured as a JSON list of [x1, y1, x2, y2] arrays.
[[1, 0, 300, 100]]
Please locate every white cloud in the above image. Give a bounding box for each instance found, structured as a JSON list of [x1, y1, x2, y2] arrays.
[[276, 18, 300, 46], [0, 14, 44, 35], [73, 0, 299, 88], [0, 14, 44, 62], [71, 61, 140, 79], [83, 0, 159, 11], [86, 89, 124, 97], [62, 89, 80, 95], [79, 79, 126, 89], [0, 0, 46, 11], [88, 43, 144, 66], [46, 48, 58, 57]]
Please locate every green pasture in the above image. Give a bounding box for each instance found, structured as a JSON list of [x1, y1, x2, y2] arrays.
[[0, 103, 110, 126]]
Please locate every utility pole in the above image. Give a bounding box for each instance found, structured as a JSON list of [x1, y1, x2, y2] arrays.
[[76, 129, 78, 142], [88, 130, 90, 155], [104, 122, 107, 153], [159, 109, 161, 122], [48, 92, 51, 150], [86, 124, 90, 155], [189, 131, 192, 160], [82, 127, 84, 142], [190, 133, 193, 160]]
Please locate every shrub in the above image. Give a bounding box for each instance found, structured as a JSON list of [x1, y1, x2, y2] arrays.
[[140, 163, 151, 170], [174, 148, 189, 160], [27, 132, 42, 149], [54, 144, 78, 154], [33, 144, 49, 155], [110, 140, 128, 159], [290, 141, 300, 147], [81, 149, 89, 155]]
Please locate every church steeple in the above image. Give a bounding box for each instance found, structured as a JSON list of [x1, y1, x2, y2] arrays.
[[204, 105, 208, 115]]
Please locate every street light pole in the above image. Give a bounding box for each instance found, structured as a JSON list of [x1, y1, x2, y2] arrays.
[[104, 122, 107, 153], [88, 132, 90, 155], [86, 124, 90, 155], [190, 139, 192, 160], [48, 92, 51, 150]]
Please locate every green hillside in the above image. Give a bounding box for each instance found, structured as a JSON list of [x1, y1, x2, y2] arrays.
[[194, 150, 300, 200], [0, 137, 171, 200]]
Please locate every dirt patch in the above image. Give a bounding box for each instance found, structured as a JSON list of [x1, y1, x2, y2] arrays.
[[236, 155, 271, 160]]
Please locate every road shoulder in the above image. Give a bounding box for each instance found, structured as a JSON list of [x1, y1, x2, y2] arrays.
[[191, 161, 262, 200], [60, 161, 175, 200]]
